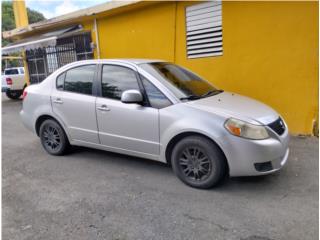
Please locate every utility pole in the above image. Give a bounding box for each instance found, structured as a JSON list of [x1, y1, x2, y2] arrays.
[[12, 0, 30, 85], [12, 0, 29, 28]]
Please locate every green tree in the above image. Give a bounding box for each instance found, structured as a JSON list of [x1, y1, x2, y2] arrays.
[[2, 1, 46, 69], [26, 7, 46, 26], [2, 1, 46, 46]]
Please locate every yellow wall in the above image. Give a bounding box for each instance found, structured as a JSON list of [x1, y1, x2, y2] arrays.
[[82, 1, 318, 134], [97, 2, 176, 61], [175, 1, 318, 134]]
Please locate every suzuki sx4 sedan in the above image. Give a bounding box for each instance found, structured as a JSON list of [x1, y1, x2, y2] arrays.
[[21, 59, 289, 189]]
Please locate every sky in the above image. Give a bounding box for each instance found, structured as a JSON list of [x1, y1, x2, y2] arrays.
[[25, 0, 110, 19]]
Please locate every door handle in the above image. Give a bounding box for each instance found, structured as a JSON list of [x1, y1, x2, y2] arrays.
[[53, 98, 63, 104], [97, 105, 110, 112]]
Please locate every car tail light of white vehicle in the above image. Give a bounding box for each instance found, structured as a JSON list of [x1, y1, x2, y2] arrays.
[[6, 78, 13, 85]]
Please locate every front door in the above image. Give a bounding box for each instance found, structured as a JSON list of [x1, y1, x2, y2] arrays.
[[95, 64, 159, 157]]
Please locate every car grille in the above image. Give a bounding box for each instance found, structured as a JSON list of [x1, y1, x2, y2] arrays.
[[268, 117, 286, 135]]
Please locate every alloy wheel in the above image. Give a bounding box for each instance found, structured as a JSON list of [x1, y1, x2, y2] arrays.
[[178, 147, 212, 181], [43, 125, 61, 151]]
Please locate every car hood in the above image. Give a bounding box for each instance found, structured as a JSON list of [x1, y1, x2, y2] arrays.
[[185, 91, 279, 125]]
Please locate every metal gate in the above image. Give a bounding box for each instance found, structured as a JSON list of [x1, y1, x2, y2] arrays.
[[26, 32, 93, 84]]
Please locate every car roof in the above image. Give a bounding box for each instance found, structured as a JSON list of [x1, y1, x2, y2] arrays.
[[113, 59, 165, 64], [4, 67, 24, 70], [72, 58, 166, 65]]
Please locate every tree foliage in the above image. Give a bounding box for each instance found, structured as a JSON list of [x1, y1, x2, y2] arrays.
[[2, 1, 46, 69], [2, 1, 46, 46]]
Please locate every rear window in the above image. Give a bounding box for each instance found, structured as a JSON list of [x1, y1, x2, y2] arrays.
[[4, 69, 19, 75], [59, 65, 96, 95]]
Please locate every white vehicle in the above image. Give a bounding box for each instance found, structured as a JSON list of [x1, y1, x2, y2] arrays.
[[2, 67, 27, 99]]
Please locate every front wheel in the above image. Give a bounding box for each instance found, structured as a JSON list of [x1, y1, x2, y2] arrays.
[[39, 119, 69, 155], [171, 136, 227, 189], [6, 89, 22, 99]]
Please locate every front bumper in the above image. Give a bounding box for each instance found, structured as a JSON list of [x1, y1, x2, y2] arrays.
[[220, 126, 290, 177], [253, 148, 289, 175]]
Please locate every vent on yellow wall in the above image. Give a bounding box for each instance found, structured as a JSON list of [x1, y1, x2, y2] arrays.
[[186, 1, 223, 59]]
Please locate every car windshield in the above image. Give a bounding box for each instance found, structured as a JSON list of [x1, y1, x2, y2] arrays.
[[140, 62, 222, 100]]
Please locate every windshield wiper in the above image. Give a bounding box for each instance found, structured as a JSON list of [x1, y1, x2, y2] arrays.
[[200, 89, 224, 98], [180, 95, 201, 101], [180, 90, 224, 101]]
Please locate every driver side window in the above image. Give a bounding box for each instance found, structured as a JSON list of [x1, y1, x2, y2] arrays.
[[102, 65, 140, 100]]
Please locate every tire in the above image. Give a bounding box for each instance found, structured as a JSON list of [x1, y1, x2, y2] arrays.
[[39, 119, 69, 156], [6, 89, 22, 99], [171, 136, 227, 189]]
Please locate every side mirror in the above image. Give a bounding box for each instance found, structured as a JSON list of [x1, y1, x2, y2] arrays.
[[121, 90, 143, 104]]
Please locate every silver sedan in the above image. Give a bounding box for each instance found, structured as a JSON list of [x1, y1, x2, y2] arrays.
[[20, 59, 289, 188]]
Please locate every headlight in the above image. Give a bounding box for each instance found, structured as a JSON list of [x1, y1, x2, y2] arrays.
[[224, 118, 269, 140]]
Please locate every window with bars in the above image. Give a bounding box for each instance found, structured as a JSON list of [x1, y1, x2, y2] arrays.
[[186, 1, 223, 59], [26, 32, 94, 84]]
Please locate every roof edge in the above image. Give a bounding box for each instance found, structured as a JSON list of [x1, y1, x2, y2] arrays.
[[3, 0, 142, 39]]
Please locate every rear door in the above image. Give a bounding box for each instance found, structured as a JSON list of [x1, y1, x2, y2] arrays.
[[51, 64, 99, 144]]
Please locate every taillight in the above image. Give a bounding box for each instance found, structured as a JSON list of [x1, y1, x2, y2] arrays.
[[6, 78, 12, 85], [22, 89, 27, 100]]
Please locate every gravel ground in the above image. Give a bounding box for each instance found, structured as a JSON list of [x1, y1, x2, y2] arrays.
[[2, 94, 319, 240]]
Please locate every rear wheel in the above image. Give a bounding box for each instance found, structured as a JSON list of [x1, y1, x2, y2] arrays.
[[6, 89, 22, 99], [39, 119, 69, 155], [171, 136, 227, 189]]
